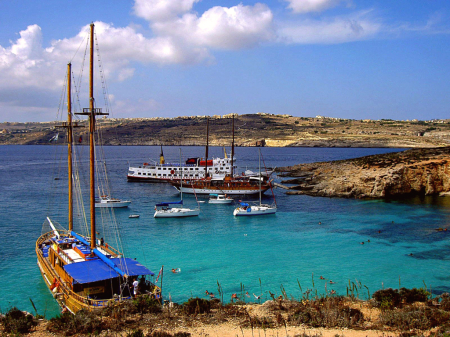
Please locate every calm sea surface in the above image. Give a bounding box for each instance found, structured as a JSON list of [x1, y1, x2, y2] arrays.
[[1, 145, 449, 317]]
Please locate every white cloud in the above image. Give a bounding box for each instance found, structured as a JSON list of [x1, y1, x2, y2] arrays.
[[278, 11, 381, 44], [152, 3, 275, 50], [284, 0, 344, 14], [133, 0, 199, 21]]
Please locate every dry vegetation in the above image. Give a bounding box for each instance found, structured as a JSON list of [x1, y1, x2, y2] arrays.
[[2, 288, 450, 337]]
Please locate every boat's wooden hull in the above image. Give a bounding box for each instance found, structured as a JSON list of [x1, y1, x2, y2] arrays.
[[36, 231, 161, 314]]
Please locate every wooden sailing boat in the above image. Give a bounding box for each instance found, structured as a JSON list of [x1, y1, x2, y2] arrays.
[[233, 149, 277, 216], [36, 24, 160, 313], [170, 115, 272, 195]]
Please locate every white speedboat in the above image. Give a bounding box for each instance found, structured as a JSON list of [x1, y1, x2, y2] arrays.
[[154, 201, 200, 218], [208, 193, 233, 204], [95, 195, 131, 208], [233, 202, 277, 216]]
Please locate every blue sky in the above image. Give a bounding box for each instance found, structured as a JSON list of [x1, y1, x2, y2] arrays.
[[1, 0, 449, 122]]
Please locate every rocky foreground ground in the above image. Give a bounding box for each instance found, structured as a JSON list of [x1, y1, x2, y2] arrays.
[[3, 292, 450, 337], [277, 147, 450, 199]]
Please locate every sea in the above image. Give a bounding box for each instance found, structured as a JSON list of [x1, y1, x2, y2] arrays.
[[1, 145, 449, 318]]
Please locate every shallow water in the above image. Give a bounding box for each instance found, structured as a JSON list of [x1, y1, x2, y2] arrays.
[[1, 145, 448, 317]]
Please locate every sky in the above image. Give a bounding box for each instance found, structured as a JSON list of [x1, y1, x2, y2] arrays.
[[1, 0, 450, 123]]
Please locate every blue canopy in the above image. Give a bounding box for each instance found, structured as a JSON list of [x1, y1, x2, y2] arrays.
[[239, 202, 249, 207], [64, 257, 154, 284], [156, 200, 183, 207]]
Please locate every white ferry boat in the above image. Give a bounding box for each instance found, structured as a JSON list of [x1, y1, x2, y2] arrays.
[[127, 153, 237, 183]]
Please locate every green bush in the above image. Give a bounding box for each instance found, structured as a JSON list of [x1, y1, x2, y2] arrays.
[[1, 307, 37, 334], [183, 297, 211, 315], [399, 287, 429, 304], [133, 295, 162, 314], [379, 306, 450, 330], [47, 309, 105, 336], [288, 297, 364, 328], [372, 288, 401, 309]]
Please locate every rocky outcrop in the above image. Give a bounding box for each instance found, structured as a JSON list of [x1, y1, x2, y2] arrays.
[[276, 147, 450, 198]]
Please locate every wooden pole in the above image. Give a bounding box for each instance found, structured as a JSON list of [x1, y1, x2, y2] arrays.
[[89, 23, 96, 250], [67, 63, 73, 231], [205, 117, 209, 177]]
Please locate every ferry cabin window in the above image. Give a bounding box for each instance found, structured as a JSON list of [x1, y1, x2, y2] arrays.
[[158, 174, 161, 176]]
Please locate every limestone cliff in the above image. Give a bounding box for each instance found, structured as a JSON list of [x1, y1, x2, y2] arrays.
[[277, 147, 450, 198]]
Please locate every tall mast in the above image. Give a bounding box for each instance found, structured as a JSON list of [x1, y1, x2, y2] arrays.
[[88, 23, 95, 250], [67, 63, 73, 231], [231, 114, 234, 177], [179, 148, 183, 201], [205, 117, 209, 178], [75, 23, 108, 250], [259, 149, 262, 206]]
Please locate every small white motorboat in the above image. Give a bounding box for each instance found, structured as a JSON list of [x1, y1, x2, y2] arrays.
[[95, 195, 131, 208], [129, 214, 140, 218], [208, 193, 233, 204], [233, 202, 277, 216], [154, 201, 200, 218]]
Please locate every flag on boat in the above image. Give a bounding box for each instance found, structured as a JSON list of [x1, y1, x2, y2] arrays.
[[49, 133, 59, 142], [155, 266, 163, 283]]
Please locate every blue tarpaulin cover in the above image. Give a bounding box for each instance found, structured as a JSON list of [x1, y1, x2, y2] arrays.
[[239, 202, 249, 207], [64, 258, 154, 284], [156, 200, 183, 207]]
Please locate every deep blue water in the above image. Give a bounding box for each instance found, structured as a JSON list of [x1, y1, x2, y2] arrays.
[[1, 145, 449, 318]]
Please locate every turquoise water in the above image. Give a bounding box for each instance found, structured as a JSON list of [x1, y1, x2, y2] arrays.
[[1, 145, 449, 318]]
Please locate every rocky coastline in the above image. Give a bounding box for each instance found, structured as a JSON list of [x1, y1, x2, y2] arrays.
[[277, 147, 450, 199]]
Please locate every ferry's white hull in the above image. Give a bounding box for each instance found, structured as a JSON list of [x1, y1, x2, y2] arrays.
[[128, 156, 236, 183], [174, 186, 266, 195], [95, 200, 131, 208], [233, 205, 277, 216], [154, 208, 200, 218]]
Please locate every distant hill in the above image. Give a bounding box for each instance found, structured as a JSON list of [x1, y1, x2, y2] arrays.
[[1, 113, 449, 147]]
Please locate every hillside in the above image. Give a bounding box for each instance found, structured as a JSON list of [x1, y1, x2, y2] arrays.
[[1, 113, 450, 147]]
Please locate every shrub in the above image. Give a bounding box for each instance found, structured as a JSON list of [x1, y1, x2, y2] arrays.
[[399, 287, 429, 304], [47, 309, 105, 336], [127, 328, 145, 337], [1, 307, 37, 334], [379, 306, 450, 330], [288, 297, 364, 328], [183, 298, 211, 315], [133, 295, 162, 314], [372, 288, 401, 310]]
